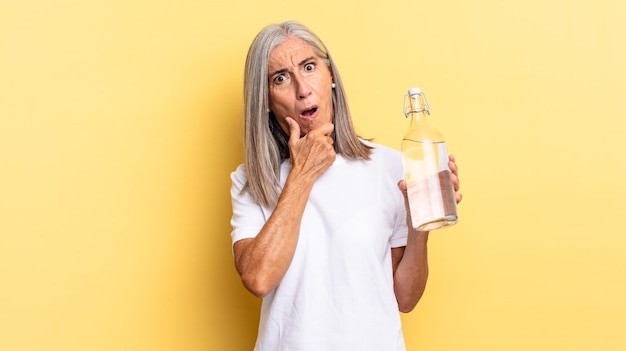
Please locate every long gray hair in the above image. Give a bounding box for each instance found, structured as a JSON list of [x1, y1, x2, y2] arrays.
[[243, 21, 372, 208]]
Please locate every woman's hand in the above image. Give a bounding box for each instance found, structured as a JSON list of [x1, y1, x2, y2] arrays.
[[448, 154, 462, 204], [285, 117, 336, 182], [391, 154, 461, 312]]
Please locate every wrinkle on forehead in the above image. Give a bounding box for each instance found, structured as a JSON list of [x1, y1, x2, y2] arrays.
[[269, 37, 315, 72]]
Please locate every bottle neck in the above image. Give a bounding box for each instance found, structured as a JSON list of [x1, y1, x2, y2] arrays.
[[406, 92, 430, 121]]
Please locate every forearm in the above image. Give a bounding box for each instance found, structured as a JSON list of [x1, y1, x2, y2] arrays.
[[393, 230, 429, 313], [235, 173, 314, 297], [236, 120, 336, 297]]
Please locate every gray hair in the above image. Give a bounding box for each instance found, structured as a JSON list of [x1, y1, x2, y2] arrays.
[[243, 21, 372, 208]]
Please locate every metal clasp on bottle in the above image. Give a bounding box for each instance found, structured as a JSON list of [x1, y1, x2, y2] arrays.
[[403, 91, 431, 118]]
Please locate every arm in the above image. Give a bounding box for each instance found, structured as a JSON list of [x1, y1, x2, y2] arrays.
[[392, 155, 462, 312], [233, 118, 335, 297], [392, 232, 429, 313]]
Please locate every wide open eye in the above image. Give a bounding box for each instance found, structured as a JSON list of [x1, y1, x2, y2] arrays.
[[273, 74, 287, 84], [304, 63, 315, 72]]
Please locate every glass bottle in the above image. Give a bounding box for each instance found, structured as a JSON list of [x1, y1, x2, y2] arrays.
[[401, 87, 458, 231]]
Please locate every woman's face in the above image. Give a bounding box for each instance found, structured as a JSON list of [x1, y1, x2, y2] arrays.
[[268, 36, 334, 137]]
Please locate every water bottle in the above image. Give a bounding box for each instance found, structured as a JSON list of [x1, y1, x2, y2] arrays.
[[401, 87, 458, 231]]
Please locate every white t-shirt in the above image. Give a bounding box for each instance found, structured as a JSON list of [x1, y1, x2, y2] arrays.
[[230, 142, 409, 351]]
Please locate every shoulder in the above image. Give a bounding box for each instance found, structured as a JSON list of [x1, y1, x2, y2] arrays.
[[361, 139, 402, 163], [350, 140, 404, 180], [230, 163, 247, 188]]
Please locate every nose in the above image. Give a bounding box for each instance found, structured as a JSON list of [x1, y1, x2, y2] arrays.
[[294, 75, 312, 100]]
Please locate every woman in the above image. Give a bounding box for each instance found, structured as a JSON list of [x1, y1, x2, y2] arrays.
[[230, 21, 462, 351]]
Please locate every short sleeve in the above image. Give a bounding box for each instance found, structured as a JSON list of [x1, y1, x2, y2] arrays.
[[230, 164, 268, 250], [384, 146, 409, 249], [389, 185, 409, 248]]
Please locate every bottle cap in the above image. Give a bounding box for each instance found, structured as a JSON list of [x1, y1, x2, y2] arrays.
[[408, 87, 421, 96]]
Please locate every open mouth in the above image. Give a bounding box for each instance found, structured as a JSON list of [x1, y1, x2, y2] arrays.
[[301, 106, 318, 117]]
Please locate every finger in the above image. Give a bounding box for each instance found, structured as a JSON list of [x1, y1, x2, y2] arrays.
[[397, 179, 408, 193], [450, 172, 460, 192], [286, 117, 301, 144], [448, 155, 459, 174], [309, 122, 335, 138], [397, 180, 410, 211], [448, 159, 458, 176]]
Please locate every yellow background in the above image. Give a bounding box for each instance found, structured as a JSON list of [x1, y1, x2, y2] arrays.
[[2, 0, 625, 350]]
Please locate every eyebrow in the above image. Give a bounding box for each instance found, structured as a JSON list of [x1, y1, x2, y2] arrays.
[[269, 56, 316, 77]]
